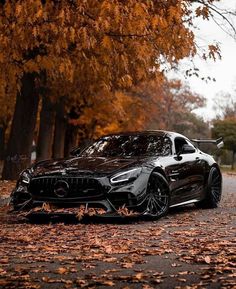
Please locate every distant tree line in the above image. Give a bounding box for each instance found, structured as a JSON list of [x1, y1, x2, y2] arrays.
[[212, 94, 236, 169]]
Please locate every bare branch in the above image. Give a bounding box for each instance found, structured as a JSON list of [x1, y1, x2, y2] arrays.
[[187, 0, 236, 38]]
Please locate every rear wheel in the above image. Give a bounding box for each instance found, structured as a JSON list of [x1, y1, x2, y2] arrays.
[[196, 167, 222, 209], [141, 172, 170, 218]]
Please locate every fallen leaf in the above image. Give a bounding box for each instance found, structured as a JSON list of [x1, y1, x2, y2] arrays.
[[204, 256, 211, 264], [57, 267, 67, 274]]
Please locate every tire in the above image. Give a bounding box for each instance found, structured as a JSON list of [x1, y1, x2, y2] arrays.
[[196, 167, 222, 209], [140, 172, 170, 218]]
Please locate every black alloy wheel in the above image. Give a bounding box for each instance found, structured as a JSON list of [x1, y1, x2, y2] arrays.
[[196, 167, 222, 209], [141, 172, 170, 218]]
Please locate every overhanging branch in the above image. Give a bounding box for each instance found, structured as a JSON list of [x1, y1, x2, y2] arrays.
[[187, 0, 236, 37]]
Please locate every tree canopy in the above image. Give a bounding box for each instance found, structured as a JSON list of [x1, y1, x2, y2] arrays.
[[0, 0, 221, 95], [0, 0, 227, 179]]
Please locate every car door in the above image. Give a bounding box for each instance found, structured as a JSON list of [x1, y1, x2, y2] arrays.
[[165, 136, 206, 206]]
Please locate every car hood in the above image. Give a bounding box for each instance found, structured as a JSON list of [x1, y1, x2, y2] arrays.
[[31, 156, 151, 177]]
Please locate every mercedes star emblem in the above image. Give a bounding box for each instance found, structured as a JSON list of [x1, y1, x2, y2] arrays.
[[54, 180, 69, 198]]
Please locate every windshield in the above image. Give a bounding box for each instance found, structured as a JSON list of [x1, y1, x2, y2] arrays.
[[80, 134, 172, 157]]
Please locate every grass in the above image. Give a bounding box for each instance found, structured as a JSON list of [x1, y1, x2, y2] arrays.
[[220, 165, 236, 174]]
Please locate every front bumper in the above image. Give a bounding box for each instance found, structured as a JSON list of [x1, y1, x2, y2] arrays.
[[11, 173, 149, 212]]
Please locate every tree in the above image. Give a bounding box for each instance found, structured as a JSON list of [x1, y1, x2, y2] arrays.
[[37, 96, 55, 161], [0, 0, 79, 178], [0, 69, 17, 160], [128, 78, 206, 131], [74, 89, 146, 143], [172, 112, 210, 139], [0, 87, 14, 160], [52, 97, 66, 159], [0, 0, 224, 179], [212, 119, 236, 169], [213, 93, 236, 119], [66, 77, 207, 146], [2, 73, 40, 178]]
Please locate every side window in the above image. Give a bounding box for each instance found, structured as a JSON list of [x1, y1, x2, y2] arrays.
[[186, 140, 196, 153], [174, 137, 188, 154], [162, 137, 172, 156]]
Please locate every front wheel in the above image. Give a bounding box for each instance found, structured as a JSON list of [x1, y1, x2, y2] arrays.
[[140, 172, 170, 218], [196, 167, 222, 209]]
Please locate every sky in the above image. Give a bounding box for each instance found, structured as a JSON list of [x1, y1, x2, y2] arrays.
[[169, 0, 236, 120]]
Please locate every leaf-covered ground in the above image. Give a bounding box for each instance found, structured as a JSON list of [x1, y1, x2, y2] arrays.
[[0, 175, 235, 289]]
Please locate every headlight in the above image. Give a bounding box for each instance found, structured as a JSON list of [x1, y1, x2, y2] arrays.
[[20, 171, 31, 184], [110, 168, 142, 184]]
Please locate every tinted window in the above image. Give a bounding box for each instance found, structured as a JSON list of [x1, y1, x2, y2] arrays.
[[174, 137, 195, 154], [174, 137, 188, 154], [81, 134, 172, 157]]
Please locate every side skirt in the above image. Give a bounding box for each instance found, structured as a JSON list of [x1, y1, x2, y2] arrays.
[[169, 199, 200, 208]]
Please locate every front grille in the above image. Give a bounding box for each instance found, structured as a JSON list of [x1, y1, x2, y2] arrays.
[[29, 177, 103, 199]]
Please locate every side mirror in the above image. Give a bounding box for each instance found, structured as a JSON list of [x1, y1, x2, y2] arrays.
[[181, 144, 195, 154], [175, 144, 195, 161], [70, 147, 80, 156]]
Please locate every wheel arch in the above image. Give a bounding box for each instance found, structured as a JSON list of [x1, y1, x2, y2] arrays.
[[151, 167, 168, 182], [210, 164, 222, 181], [203, 163, 222, 187], [150, 167, 170, 194], [196, 163, 222, 209], [142, 167, 170, 218]]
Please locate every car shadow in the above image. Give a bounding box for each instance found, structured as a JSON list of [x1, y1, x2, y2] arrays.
[[26, 212, 141, 225], [23, 204, 200, 225]]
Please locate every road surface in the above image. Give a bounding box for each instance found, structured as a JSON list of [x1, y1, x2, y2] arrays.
[[0, 174, 235, 289]]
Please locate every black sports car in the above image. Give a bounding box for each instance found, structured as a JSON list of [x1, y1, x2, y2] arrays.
[[11, 131, 223, 218]]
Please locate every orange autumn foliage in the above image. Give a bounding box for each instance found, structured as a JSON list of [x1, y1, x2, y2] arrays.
[[0, 0, 220, 101], [68, 77, 205, 143], [0, 0, 220, 155]]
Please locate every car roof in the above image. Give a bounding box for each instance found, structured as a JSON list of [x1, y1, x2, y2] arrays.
[[102, 130, 188, 139]]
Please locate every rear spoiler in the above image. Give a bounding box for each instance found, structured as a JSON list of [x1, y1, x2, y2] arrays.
[[191, 137, 224, 149]]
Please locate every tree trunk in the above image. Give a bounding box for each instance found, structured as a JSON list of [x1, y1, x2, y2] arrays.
[[232, 151, 235, 170], [37, 96, 55, 161], [2, 73, 39, 180], [64, 107, 79, 157], [52, 98, 66, 159], [64, 123, 78, 157], [0, 126, 6, 160]]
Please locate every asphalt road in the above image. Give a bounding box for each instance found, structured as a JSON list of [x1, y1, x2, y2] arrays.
[[0, 174, 235, 289]]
